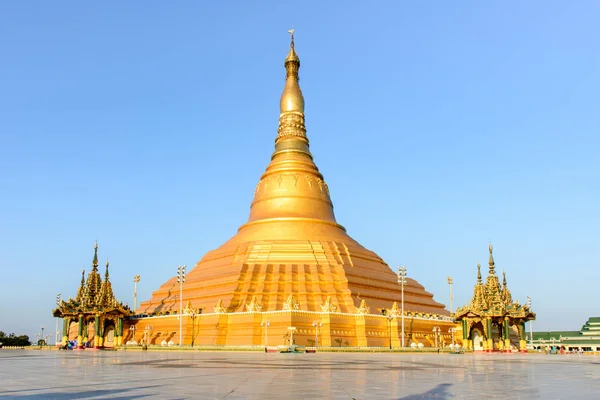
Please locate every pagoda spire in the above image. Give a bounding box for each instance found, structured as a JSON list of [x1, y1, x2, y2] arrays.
[[243, 29, 341, 229], [477, 261, 482, 283]]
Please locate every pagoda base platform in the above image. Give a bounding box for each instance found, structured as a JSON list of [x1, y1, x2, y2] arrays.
[[124, 310, 458, 348]]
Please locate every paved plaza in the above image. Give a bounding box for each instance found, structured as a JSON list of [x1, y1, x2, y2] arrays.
[[1, 350, 599, 399]]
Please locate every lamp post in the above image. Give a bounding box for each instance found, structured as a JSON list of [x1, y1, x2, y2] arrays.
[[261, 321, 270, 347], [312, 321, 322, 350], [184, 305, 198, 347], [432, 326, 441, 348], [447, 277, 453, 314], [55, 293, 61, 345], [527, 296, 533, 348], [397, 265, 407, 347], [176, 265, 187, 347], [133, 275, 140, 312], [41, 325, 45, 346]]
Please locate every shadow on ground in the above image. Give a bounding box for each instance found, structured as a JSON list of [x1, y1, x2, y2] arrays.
[[0, 386, 160, 399], [399, 383, 453, 399]]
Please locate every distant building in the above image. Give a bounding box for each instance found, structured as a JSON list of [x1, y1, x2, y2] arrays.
[[532, 317, 600, 352]]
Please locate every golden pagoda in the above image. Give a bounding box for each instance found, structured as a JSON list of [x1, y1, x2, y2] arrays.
[[132, 31, 454, 348], [454, 243, 535, 352]]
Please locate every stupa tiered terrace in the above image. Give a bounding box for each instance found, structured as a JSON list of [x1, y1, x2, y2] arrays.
[[131, 33, 454, 348]]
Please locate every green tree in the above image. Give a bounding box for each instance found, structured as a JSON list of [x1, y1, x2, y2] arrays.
[[0, 331, 31, 346]]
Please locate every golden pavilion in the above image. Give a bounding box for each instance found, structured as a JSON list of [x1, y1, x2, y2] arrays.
[[53, 242, 131, 348], [454, 243, 535, 352]]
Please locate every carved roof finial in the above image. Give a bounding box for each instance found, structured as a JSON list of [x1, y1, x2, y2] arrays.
[[477, 261, 482, 283], [488, 242, 495, 274], [92, 241, 99, 270]]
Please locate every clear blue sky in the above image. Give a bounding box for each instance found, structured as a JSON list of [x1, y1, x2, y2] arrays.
[[1, 1, 598, 341]]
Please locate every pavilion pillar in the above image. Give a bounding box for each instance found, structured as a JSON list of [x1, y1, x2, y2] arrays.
[[503, 317, 511, 352], [519, 322, 527, 352], [486, 318, 493, 352], [98, 318, 105, 348], [77, 314, 84, 349], [62, 318, 70, 345], [462, 320, 471, 350], [116, 317, 123, 346], [83, 319, 89, 347], [94, 315, 100, 348]]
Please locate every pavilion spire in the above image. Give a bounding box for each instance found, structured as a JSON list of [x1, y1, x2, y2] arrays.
[[98, 259, 116, 308], [488, 242, 495, 275], [501, 270, 513, 304], [92, 241, 99, 272], [83, 242, 103, 308], [76, 268, 86, 302]]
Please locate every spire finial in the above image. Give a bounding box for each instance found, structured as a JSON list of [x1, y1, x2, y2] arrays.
[[288, 26, 295, 48], [92, 241, 99, 270], [477, 261, 482, 283], [488, 242, 495, 274], [280, 28, 304, 114], [105, 259, 110, 280], [502, 270, 507, 287]]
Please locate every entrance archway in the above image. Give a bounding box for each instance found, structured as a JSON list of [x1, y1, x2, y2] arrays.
[[471, 327, 485, 351], [103, 324, 115, 348]]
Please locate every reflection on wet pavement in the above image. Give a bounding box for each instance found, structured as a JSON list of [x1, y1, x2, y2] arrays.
[[1, 351, 598, 399]]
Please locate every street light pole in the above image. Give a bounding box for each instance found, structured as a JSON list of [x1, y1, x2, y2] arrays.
[[312, 321, 322, 350], [527, 296, 533, 348], [447, 277, 453, 314], [55, 293, 61, 345], [177, 265, 187, 347], [397, 265, 407, 347], [133, 275, 140, 312], [261, 321, 270, 347]]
